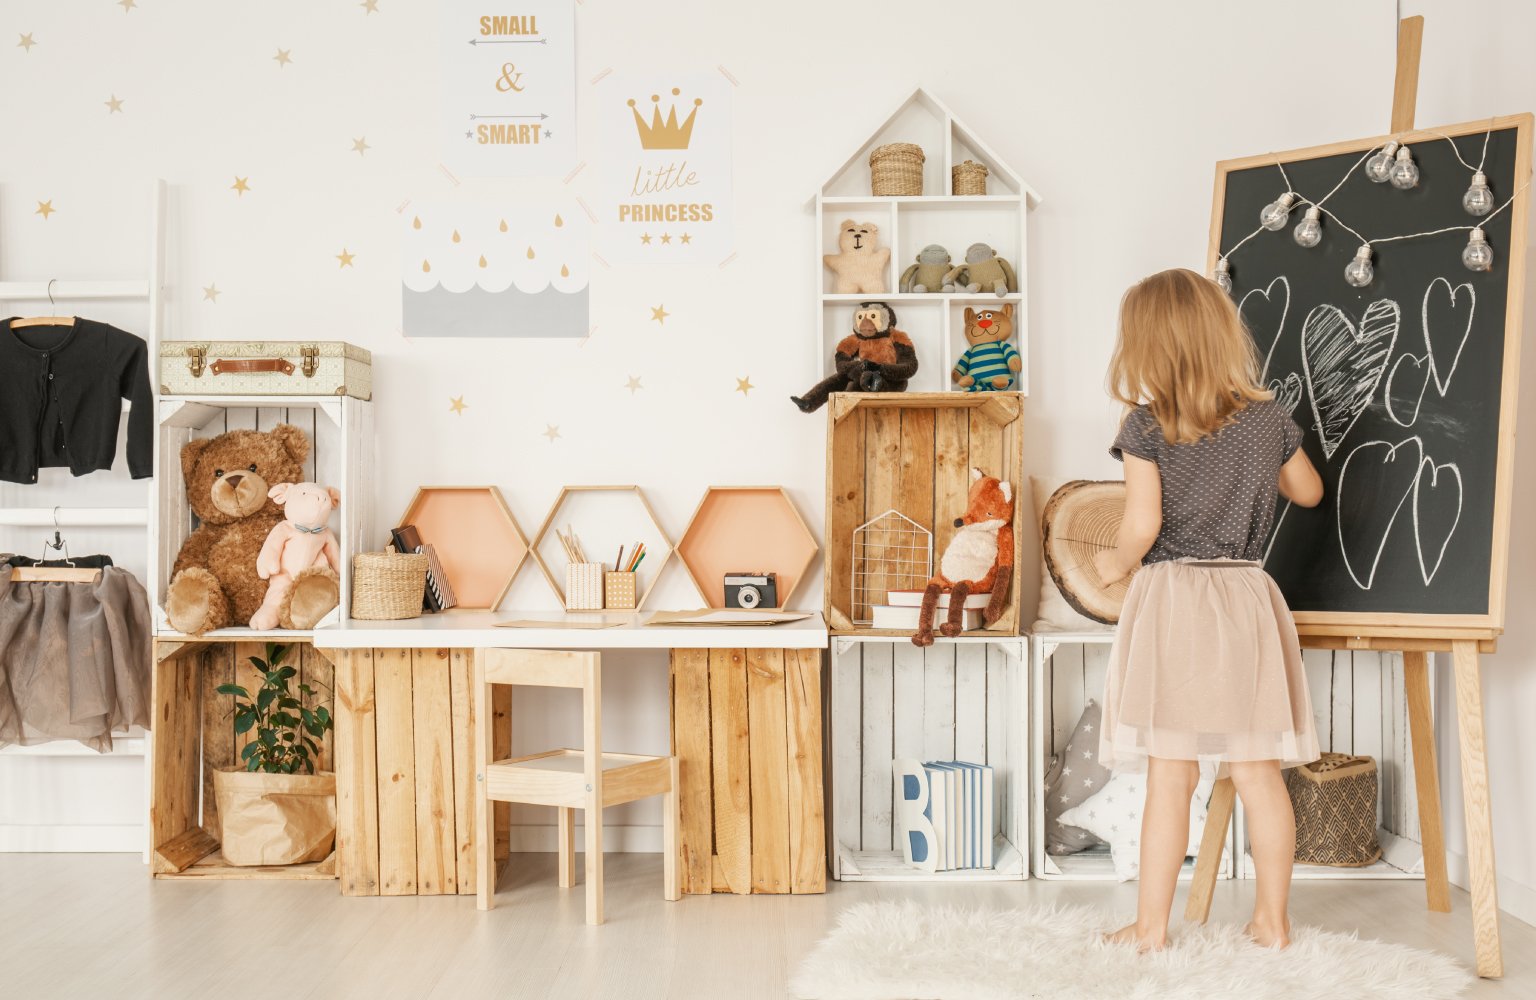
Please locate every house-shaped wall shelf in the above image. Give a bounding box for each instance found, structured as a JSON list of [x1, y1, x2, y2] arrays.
[[812, 87, 1041, 394]]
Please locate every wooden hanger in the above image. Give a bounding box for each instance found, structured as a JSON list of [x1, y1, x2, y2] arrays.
[[10, 278, 77, 330], [9, 511, 102, 583]]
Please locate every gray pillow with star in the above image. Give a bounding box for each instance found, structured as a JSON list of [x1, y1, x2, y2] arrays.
[[1042, 699, 1112, 855]]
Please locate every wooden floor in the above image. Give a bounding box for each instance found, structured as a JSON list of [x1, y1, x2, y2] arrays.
[[1, 853, 1531, 999]]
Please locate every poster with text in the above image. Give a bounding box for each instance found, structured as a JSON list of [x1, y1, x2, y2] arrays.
[[442, 1, 575, 176], [598, 72, 732, 264], [402, 203, 589, 338]]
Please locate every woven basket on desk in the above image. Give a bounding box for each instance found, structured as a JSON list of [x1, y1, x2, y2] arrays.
[[870, 143, 925, 196], [952, 159, 989, 195], [1286, 752, 1382, 866], [351, 549, 427, 620]]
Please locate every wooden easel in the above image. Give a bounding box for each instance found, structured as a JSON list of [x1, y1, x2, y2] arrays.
[[1184, 16, 1506, 979]]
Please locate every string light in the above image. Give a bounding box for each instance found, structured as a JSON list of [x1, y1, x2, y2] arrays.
[[1344, 245, 1374, 287], [1364, 141, 1398, 183], [1213, 256, 1233, 293], [1463, 171, 1494, 216], [1388, 146, 1420, 189], [1463, 227, 1493, 271], [1259, 192, 1296, 231], [1293, 206, 1323, 247]]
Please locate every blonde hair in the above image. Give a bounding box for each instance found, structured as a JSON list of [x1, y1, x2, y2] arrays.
[[1107, 267, 1269, 444]]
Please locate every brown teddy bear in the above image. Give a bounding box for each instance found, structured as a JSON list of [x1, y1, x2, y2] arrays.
[[165, 424, 330, 634]]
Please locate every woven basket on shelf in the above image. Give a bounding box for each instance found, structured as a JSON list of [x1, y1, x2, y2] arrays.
[[350, 547, 428, 620], [870, 143, 925, 196], [952, 159, 989, 195], [1286, 752, 1382, 867]]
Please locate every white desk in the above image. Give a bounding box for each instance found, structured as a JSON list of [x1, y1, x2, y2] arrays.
[[314, 610, 829, 650]]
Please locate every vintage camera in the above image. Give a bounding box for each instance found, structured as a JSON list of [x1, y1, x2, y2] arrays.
[[724, 572, 778, 609]]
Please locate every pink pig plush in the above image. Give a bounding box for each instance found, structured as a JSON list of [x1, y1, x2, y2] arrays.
[[250, 482, 342, 630]]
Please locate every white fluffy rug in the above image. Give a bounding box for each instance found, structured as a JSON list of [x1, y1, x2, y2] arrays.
[[790, 901, 1471, 1000]]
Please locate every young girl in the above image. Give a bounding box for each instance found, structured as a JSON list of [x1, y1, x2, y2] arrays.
[[1093, 267, 1324, 952]]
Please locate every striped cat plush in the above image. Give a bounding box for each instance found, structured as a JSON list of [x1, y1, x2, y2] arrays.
[[952, 305, 1021, 392]]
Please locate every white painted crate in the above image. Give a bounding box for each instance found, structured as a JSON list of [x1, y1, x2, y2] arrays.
[[830, 636, 1027, 882], [1030, 629, 1235, 882], [150, 396, 374, 638], [1235, 648, 1426, 881]]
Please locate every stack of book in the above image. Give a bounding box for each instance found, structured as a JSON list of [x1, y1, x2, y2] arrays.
[[871, 590, 988, 631], [390, 524, 457, 612], [894, 758, 995, 871]]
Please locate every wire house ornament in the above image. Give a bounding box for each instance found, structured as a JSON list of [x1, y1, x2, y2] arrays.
[[851, 509, 933, 625]]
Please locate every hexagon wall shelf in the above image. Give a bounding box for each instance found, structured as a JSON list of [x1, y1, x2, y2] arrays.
[[677, 486, 819, 609], [396, 486, 528, 610], [530, 485, 674, 609]]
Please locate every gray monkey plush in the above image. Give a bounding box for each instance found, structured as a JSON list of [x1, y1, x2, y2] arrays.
[[899, 244, 954, 293], [943, 242, 1017, 297]]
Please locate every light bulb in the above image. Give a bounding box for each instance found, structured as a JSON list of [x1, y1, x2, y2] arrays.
[[1364, 141, 1399, 183], [1389, 146, 1419, 190], [1259, 192, 1296, 231], [1344, 245, 1374, 287], [1293, 206, 1323, 247], [1463, 227, 1494, 272], [1213, 257, 1233, 293], [1463, 170, 1494, 216]]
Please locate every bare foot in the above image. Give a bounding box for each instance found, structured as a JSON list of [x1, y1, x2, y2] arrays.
[[1245, 919, 1291, 949], [1104, 922, 1168, 953]]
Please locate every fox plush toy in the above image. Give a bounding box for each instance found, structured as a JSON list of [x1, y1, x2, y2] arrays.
[[912, 468, 1014, 646]]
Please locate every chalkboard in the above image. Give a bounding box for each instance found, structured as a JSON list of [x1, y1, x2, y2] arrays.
[[1210, 115, 1531, 631]]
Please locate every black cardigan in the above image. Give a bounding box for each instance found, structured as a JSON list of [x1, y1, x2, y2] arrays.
[[0, 318, 153, 483]]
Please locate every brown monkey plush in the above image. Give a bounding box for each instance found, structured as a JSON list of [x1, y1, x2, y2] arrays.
[[791, 302, 918, 413]]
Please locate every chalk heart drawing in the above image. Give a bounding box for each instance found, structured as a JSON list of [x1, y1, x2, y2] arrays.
[[1385, 352, 1431, 427], [1268, 372, 1303, 415], [1422, 277, 1476, 396], [1301, 298, 1400, 460], [1413, 458, 1463, 585], [1239, 275, 1290, 379], [1335, 436, 1423, 590]]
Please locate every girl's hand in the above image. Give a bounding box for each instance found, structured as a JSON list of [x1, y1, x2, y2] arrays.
[[1094, 548, 1127, 585]]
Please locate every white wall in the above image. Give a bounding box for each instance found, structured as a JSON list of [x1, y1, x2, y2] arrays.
[[4, 0, 1531, 922]]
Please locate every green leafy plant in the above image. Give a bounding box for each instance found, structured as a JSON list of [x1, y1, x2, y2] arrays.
[[216, 643, 332, 774]]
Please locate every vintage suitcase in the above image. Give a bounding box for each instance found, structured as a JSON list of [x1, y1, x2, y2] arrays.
[[159, 341, 372, 399]]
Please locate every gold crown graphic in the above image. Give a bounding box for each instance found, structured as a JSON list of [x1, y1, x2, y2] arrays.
[[628, 88, 703, 150]]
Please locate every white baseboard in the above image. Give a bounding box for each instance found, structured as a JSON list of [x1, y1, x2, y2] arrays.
[[0, 824, 146, 853], [1445, 849, 1536, 929], [506, 823, 663, 853]]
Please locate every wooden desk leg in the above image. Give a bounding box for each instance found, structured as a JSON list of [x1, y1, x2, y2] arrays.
[[1184, 777, 1235, 924], [1403, 651, 1450, 913], [1451, 641, 1502, 978]]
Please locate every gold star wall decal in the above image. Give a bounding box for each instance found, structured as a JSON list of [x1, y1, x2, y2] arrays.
[[360, 0, 380, 11], [625, 375, 644, 393], [680, 232, 692, 244], [660, 233, 672, 245], [104, 95, 125, 114], [335, 248, 356, 268], [273, 48, 293, 68], [736, 376, 755, 396], [231, 176, 251, 196], [542, 424, 561, 442], [650, 304, 669, 324], [448, 395, 467, 415], [351, 136, 370, 156], [202, 283, 221, 302], [639, 233, 652, 245], [18, 33, 36, 52], [118, 0, 137, 11], [35, 200, 56, 220]]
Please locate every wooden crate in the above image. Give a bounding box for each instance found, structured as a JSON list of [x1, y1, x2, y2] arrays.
[[829, 638, 1027, 882], [149, 638, 340, 880], [670, 648, 825, 894], [825, 392, 1024, 637]]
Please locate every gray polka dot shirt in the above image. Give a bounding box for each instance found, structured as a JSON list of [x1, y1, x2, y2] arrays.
[[1110, 400, 1303, 564]]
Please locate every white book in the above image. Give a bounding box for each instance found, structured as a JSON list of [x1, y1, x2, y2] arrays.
[[922, 765, 949, 871], [979, 763, 995, 868], [887, 589, 990, 609], [928, 763, 959, 870], [871, 605, 982, 631]]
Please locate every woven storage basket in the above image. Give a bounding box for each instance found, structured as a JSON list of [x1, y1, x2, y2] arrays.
[[350, 548, 427, 620], [1286, 752, 1382, 866], [870, 143, 925, 196], [952, 159, 989, 195]]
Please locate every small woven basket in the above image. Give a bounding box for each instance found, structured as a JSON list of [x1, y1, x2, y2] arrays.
[[952, 159, 989, 195], [870, 143, 925, 196], [1286, 752, 1382, 867], [351, 548, 427, 620]]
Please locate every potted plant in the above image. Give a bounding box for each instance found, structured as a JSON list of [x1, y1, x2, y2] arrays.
[[211, 643, 337, 866]]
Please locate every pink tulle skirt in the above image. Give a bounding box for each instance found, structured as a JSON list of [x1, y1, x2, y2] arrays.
[[1099, 559, 1318, 772]]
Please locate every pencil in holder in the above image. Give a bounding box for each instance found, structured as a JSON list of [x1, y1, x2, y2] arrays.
[[565, 562, 605, 611], [604, 571, 637, 611]]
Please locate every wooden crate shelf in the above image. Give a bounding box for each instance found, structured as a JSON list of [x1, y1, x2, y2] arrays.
[[825, 392, 1024, 637]]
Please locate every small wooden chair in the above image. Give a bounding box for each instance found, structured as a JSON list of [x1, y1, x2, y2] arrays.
[[474, 648, 680, 924], [1184, 777, 1237, 923]]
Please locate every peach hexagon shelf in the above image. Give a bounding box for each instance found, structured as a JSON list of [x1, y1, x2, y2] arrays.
[[530, 485, 675, 610], [396, 486, 528, 610], [677, 486, 820, 609]]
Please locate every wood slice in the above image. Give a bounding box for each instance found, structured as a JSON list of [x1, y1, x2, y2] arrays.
[[1040, 480, 1135, 624]]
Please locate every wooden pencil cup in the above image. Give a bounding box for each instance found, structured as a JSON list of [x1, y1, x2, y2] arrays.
[[604, 571, 637, 611], [565, 563, 605, 611]]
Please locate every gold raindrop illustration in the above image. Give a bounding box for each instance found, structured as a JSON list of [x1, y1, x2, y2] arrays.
[[526, 246, 535, 259], [478, 255, 487, 268], [422, 259, 431, 272], [560, 264, 570, 277], [412, 216, 422, 229], [554, 214, 564, 227], [498, 219, 508, 232], [451, 229, 461, 243]]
